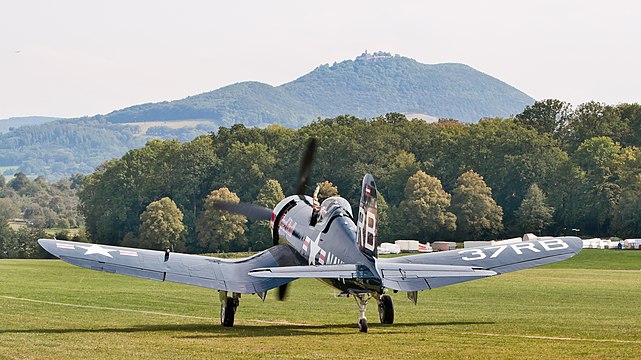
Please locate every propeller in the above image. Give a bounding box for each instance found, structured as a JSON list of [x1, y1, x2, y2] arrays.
[[278, 138, 317, 301], [211, 201, 272, 221], [212, 138, 318, 301], [295, 138, 317, 195]]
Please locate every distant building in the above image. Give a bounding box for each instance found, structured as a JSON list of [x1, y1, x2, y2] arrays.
[[378, 242, 401, 254], [356, 50, 392, 63], [394, 240, 420, 252], [432, 241, 456, 251], [624, 239, 641, 249]]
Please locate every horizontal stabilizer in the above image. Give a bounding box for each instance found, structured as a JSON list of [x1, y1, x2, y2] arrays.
[[249, 264, 373, 279], [377, 263, 496, 292], [378, 263, 496, 279]]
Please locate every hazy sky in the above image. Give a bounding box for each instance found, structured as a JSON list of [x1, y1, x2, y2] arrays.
[[1, 0, 639, 119]]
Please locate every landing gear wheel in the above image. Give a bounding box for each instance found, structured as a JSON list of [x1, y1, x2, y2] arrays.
[[378, 294, 394, 324], [358, 318, 368, 333], [221, 296, 237, 327]]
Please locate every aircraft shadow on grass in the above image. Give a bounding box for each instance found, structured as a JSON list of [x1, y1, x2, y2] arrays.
[[0, 321, 493, 338]]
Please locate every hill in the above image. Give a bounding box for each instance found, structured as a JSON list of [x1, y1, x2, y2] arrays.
[[0, 117, 216, 180], [281, 54, 533, 122], [0, 116, 61, 133], [105, 81, 317, 128], [1, 52, 535, 179], [105, 52, 534, 125]]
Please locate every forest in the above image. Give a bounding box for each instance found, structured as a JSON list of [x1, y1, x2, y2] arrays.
[[66, 99, 641, 255], [0, 117, 218, 180], [0, 173, 84, 258]]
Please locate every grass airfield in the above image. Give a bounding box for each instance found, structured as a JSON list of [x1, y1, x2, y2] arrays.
[[1, 250, 640, 359]]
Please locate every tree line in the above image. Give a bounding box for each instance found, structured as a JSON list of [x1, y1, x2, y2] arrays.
[[75, 100, 641, 253], [0, 173, 85, 258]]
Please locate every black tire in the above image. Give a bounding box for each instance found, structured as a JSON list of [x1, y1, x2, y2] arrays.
[[358, 318, 368, 333], [378, 294, 394, 324], [221, 297, 236, 327]]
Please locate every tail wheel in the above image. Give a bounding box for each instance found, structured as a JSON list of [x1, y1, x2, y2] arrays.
[[221, 296, 237, 327], [378, 294, 394, 324], [358, 318, 368, 333]]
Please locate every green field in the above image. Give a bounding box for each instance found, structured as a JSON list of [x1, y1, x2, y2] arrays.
[[1, 249, 640, 359], [43, 227, 83, 237]]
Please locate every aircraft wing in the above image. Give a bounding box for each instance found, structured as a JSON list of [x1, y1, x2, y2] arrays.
[[377, 237, 582, 292], [38, 239, 306, 294]]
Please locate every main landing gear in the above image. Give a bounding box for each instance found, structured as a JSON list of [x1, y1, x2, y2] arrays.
[[377, 294, 394, 324], [352, 292, 395, 332], [219, 291, 240, 327]]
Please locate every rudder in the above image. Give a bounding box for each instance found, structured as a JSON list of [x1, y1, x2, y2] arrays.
[[356, 174, 378, 258]]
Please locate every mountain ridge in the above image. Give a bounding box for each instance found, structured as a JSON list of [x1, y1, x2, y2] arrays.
[[0, 116, 62, 133], [104, 53, 534, 125], [0, 52, 536, 180]]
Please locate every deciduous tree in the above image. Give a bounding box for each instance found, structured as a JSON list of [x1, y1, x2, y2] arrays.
[[139, 197, 186, 251], [515, 99, 571, 135], [562, 102, 623, 150], [398, 170, 456, 241], [378, 150, 420, 206], [0, 198, 20, 220], [197, 188, 247, 252], [248, 179, 285, 251], [611, 174, 641, 238], [451, 170, 503, 239], [223, 142, 276, 202], [515, 184, 554, 234], [256, 179, 285, 209], [573, 136, 624, 234]]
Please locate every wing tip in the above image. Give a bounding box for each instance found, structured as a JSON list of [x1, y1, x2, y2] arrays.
[[37, 238, 51, 246], [564, 236, 584, 255], [37, 238, 61, 257]]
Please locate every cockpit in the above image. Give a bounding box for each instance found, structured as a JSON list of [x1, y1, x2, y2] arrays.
[[317, 197, 353, 224]]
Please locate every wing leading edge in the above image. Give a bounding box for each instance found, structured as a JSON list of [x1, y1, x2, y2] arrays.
[[38, 239, 306, 294]]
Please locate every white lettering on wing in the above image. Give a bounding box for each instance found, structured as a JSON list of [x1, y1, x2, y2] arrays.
[[539, 239, 569, 251], [459, 248, 487, 261], [510, 242, 541, 255]]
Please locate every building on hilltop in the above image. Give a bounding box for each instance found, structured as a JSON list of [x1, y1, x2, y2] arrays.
[[356, 50, 393, 63]]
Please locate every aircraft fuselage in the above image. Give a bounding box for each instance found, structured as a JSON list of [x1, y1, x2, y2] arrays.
[[271, 195, 383, 293]]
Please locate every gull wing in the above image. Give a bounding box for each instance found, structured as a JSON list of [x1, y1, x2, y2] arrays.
[[377, 237, 582, 291], [38, 239, 306, 294]]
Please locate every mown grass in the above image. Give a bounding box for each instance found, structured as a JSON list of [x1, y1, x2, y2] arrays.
[[0, 250, 640, 359], [43, 227, 82, 237], [542, 248, 641, 270]]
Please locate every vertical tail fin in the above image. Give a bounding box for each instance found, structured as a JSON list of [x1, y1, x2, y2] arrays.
[[356, 174, 378, 258]]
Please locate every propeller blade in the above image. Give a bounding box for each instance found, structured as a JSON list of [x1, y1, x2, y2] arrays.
[[296, 138, 318, 195], [278, 284, 289, 301], [276, 138, 317, 301], [211, 202, 272, 221]]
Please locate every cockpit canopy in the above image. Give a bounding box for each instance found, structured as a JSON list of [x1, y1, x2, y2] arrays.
[[319, 196, 353, 220]]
